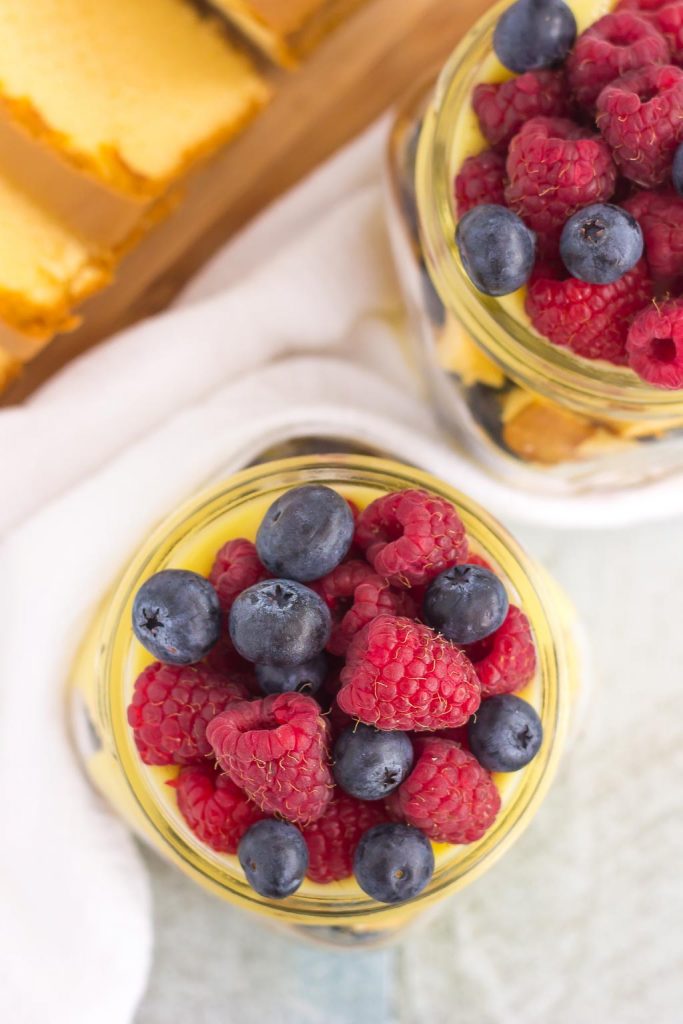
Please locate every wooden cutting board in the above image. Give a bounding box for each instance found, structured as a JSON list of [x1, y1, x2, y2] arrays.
[[3, 0, 489, 403]]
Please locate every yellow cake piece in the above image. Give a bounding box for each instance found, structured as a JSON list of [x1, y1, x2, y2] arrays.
[[210, 0, 367, 66], [0, 0, 270, 198], [0, 346, 21, 390]]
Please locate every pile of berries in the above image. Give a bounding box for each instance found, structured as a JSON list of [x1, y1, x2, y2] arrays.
[[454, 0, 683, 390], [128, 484, 541, 905]]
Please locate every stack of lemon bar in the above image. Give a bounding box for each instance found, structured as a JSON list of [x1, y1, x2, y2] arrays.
[[0, 0, 366, 392]]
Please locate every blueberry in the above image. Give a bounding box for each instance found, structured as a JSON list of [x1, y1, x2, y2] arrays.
[[255, 653, 328, 695], [560, 203, 644, 285], [132, 569, 221, 665], [674, 142, 683, 197], [468, 694, 543, 772], [423, 564, 509, 645], [493, 0, 577, 74], [333, 725, 414, 800], [229, 579, 331, 666], [256, 485, 354, 582], [238, 820, 308, 899], [353, 824, 434, 904], [456, 205, 536, 296]]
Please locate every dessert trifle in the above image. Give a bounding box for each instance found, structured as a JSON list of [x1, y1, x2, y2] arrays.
[[69, 455, 580, 945], [386, 0, 683, 495]]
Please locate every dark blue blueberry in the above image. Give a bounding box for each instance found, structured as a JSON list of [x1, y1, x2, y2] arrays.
[[353, 824, 434, 904], [132, 569, 221, 665], [456, 204, 536, 296], [229, 579, 331, 666], [560, 203, 643, 285], [493, 0, 577, 73], [255, 653, 328, 695], [238, 820, 308, 899], [423, 564, 509, 645], [468, 694, 543, 772], [333, 725, 414, 800], [256, 485, 354, 582], [673, 142, 683, 197]]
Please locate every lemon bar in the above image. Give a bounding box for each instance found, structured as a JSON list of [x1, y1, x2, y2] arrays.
[[210, 0, 367, 66], [0, 0, 270, 198]]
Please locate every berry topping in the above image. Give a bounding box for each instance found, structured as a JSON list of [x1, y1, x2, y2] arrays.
[[456, 204, 537, 296], [596, 64, 683, 187], [174, 764, 264, 853], [256, 484, 355, 582], [255, 653, 328, 695], [127, 662, 248, 766], [626, 299, 683, 387], [674, 143, 683, 195], [422, 564, 510, 645], [337, 615, 481, 732], [622, 187, 683, 279], [132, 569, 222, 665], [355, 489, 468, 587], [493, 0, 577, 74], [472, 70, 569, 152], [468, 694, 543, 771], [617, 0, 683, 66], [560, 203, 644, 284], [303, 793, 389, 884], [332, 723, 414, 800], [463, 605, 537, 698], [208, 538, 268, 613], [229, 579, 331, 667], [505, 117, 617, 255], [390, 736, 501, 844], [238, 819, 309, 899], [454, 150, 507, 217], [353, 823, 435, 904], [207, 692, 333, 826]]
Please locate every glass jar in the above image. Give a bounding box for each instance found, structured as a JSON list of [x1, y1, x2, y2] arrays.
[[68, 454, 581, 946], [385, 0, 683, 496]]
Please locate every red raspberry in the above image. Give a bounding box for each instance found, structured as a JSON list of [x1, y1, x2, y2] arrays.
[[454, 150, 507, 217], [312, 559, 417, 656], [596, 65, 683, 187], [173, 764, 264, 853], [337, 615, 481, 732], [462, 606, 537, 698], [355, 489, 468, 588], [472, 70, 569, 153], [208, 538, 268, 613], [505, 117, 617, 254], [127, 662, 249, 766], [623, 188, 683, 280], [567, 12, 670, 111], [626, 299, 683, 386], [303, 794, 389, 883], [203, 634, 253, 682], [206, 692, 333, 826], [618, 0, 683, 65], [525, 258, 652, 364], [389, 737, 501, 845]]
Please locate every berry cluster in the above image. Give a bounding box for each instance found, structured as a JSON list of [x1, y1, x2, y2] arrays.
[[128, 485, 541, 905], [454, 0, 683, 389]]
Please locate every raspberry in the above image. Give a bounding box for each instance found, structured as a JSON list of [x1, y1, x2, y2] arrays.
[[618, 0, 683, 65], [389, 737, 501, 845], [355, 489, 468, 588], [623, 187, 683, 279], [462, 606, 537, 698], [127, 662, 249, 766], [596, 65, 683, 187], [526, 258, 652, 364], [472, 70, 569, 152], [337, 615, 481, 732], [567, 12, 670, 111], [312, 559, 417, 656], [626, 299, 683, 386], [505, 117, 617, 254], [206, 692, 333, 826], [454, 150, 507, 217], [208, 538, 268, 613], [173, 764, 264, 853], [203, 634, 253, 681], [303, 793, 389, 883]]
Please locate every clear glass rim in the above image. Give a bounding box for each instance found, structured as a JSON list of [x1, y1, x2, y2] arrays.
[[101, 454, 573, 927], [416, 0, 683, 422]]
